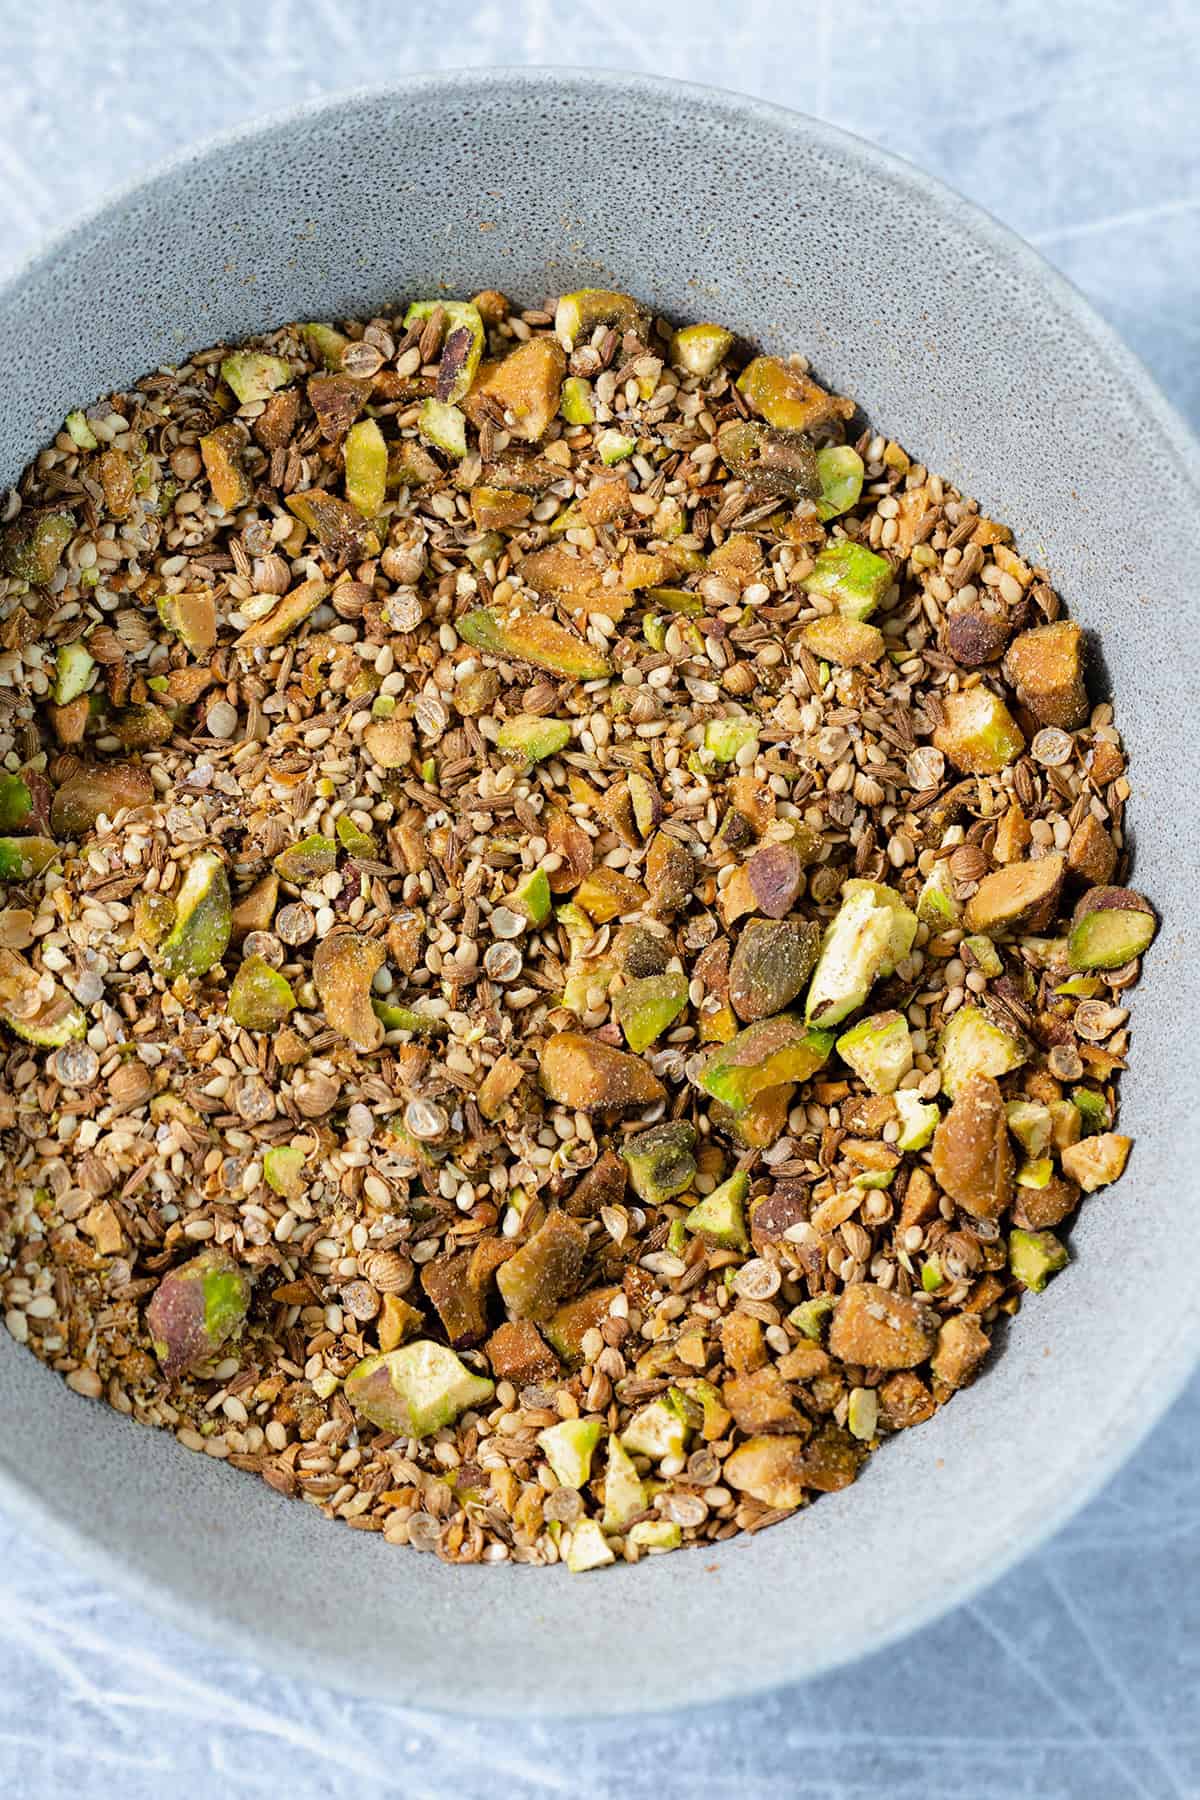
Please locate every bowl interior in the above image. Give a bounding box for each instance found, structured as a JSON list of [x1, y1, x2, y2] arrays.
[[1, 72, 1197, 1714]]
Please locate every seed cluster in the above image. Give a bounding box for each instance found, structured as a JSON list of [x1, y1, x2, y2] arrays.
[[0, 285, 1151, 1572]]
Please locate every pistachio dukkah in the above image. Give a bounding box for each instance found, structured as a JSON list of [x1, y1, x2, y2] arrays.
[[0, 287, 1154, 1573]]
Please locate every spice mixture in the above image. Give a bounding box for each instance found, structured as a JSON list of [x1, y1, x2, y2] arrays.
[[0, 287, 1155, 1572]]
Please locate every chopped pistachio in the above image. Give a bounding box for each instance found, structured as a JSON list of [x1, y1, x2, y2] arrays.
[[156, 589, 218, 658], [716, 419, 820, 499], [263, 1145, 306, 1196], [685, 1170, 749, 1250], [669, 321, 735, 375], [621, 1395, 690, 1461], [836, 1010, 913, 1095], [496, 1210, 588, 1320], [344, 1341, 493, 1437], [554, 287, 647, 344], [815, 445, 866, 521], [565, 1519, 615, 1573], [894, 1090, 940, 1151], [1068, 887, 1156, 970], [458, 607, 612, 681], [228, 955, 296, 1031], [0, 775, 31, 833], [1006, 1099, 1054, 1158], [158, 851, 231, 979], [52, 641, 95, 706], [938, 1003, 1028, 1096], [495, 715, 572, 762], [301, 322, 349, 369], [146, 1249, 251, 1379], [560, 376, 596, 424], [537, 1417, 605, 1488], [1072, 1086, 1111, 1137], [402, 299, 484, 403], [728, 917, 819, 1022], [700, 1014, 834, 1113], [933, 686, 1025, 774], [801, 539, 892, 619], [621, 1121, 697, 1205], [274, 834, 337, 886], [917, 859, 961, 927], [613, 971, 688, 1053], [343, 418, 388, 516], [65, 410, 99, 450], [220, 351, 293, 404], [602, 1434, 648, 1528], [789, 1295, 836, 1340], [1009, 1228, 1069, 1292], [418, 399, 468, 459], [0, 508, 74, 584], [736, 356, 853, 433], [0, 837, 57, 881]]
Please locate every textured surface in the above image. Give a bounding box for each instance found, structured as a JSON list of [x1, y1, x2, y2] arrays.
[[0, 5, 1198, 1794]]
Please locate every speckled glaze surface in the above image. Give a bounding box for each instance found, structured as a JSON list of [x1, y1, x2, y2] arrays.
[[0, 70, 1196, 1717]]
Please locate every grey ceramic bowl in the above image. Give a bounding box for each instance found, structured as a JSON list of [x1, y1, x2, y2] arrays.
[[0, 69, 1197, 1717]]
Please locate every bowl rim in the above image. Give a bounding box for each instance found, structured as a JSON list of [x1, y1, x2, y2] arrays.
[[1, 64, 1198, 1716]]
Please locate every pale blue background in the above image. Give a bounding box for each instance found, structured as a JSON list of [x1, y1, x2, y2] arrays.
[[0, 3, 1197, 1794]]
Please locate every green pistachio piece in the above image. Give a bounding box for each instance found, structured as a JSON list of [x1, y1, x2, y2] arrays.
[[789, 1295, 836, 1340], [560, 376, 595, 425], [235, 576, 329, 650], [613, 971, 689, 1053], [458, 608, 612, 681], [0, 948, 85, 1046], [621, 1394, 690, 1460], [496, 1209, 589, 1321], [512, 867, 552, 927], [716, 419, 820, 499], [495, 715, 572, 763], [263, 1144, 306, 1196], [1006, 1099, 1054, 1158], [1067, 895, 1156, 970], [628, 1519, 682, 1554], [602, 1432, 648, 1528], [894, 1090, 941, 1152], [537, 1417, 605, 1488], [65, 410, 99, 450], [836, 1010, 913, 1095], [372, 1000, 444, 1035], [335, 814, 378, 858], [0, 509, 74, 584], [704, 717, 758, 763], [685, 1170, 749, 1251], [597, 429, 635, 466], [0, 775, 31, 833], [801, 540, 892, 620], [418, 399, 468, 459], [146, 1248, 252, 1378], [933, 687, 1025, 775], [917, 859, 961, 926], [345, 1341, 493, 1437], [700, 1014, 834, 1113], [228, 955, 296, 1030], [403, 300, 485, 404], [274, 834, 337, 886], [1009, 1227, 1069, 1293], [0, 837, 58, 881], [669, 322, 735, 376], [343, 418, 388, 517], [220, 351, 293, 404], [1072, 1086, 1111, 1137], [565, 1518, 615, 1573], [301, 322, 350, 370], [736, 356, 854, 434], [554, 288, 647, 345], [621, 1121, 697, 1205], [815, 445, 866, 520], [158, 851, 231, 979], [938, 1003, 1028, 1097], [805, 885, 898, 1027], [53, 641, 95, 706]]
